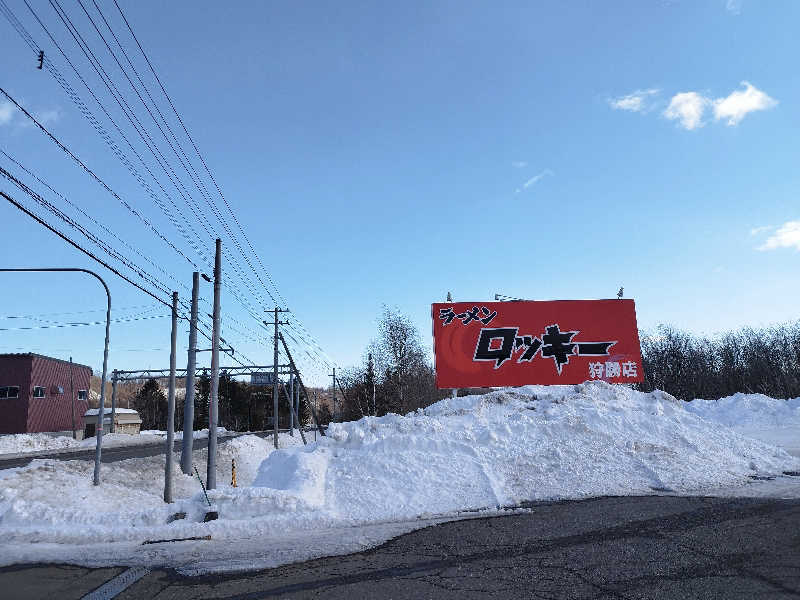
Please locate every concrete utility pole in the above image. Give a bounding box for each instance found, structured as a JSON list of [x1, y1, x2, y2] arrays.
[[69, 357, 76, 439], [289, 373, 294, 436], [278, 332, 325, 437], [295, 379, 300, 431], [447, 293, 458, 400], [273, 308, 280, 449], [330, 367, 336, 422], [266, 307, 290, 448], [207, 239, 222, 490], [110, 371, 118, 433], [181, 272, 200, 475], [164, 291, 178, 503]]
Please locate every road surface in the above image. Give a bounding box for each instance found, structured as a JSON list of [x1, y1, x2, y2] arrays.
[[2, 495, 798, 599]]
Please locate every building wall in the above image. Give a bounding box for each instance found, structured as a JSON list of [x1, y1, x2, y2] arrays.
[[0, 355, 31, 434], [26, 355, 91, 434]]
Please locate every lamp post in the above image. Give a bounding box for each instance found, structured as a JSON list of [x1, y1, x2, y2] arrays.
[[0, 268, 111, 485]]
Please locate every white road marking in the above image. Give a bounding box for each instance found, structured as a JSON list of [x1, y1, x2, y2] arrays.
[[82, 567, 151, 600]]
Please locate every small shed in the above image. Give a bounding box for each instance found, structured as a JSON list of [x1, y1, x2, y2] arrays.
[[83, 408, 142, 437]]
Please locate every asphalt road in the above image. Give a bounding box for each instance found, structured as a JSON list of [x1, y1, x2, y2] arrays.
[[3, 495, 799, 599]]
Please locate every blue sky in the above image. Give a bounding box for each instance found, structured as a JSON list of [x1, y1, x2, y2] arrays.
[[1, 0, 799, 384]]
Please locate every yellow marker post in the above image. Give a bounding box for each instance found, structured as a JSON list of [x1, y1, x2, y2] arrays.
[[231, 458, 237, 487]]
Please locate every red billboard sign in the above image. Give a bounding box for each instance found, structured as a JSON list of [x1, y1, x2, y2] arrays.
[[432, 299, 643, 388]]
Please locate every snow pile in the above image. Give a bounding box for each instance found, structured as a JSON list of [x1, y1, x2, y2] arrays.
[[0, 382, 798, 572], [0, 428, 234, 456], [0, 433, 81, 455], [217, 382, 796, 528], [685, 393, 800, 429], [0, 434, 303, 547], [685, 393, 800, 457]]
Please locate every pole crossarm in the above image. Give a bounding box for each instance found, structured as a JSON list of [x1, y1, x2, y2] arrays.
[[111, 365, 292, 381]]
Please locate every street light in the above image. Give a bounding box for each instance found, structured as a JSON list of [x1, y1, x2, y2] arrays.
[[0, 268, 111, 485]]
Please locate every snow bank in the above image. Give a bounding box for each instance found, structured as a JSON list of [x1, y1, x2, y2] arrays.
[[0, 433, 81, 455], [0, 428, 232, 456], [685, 393, 800, 457], [685, 393, 800, 429], [224, 382, 797, 527], [0, 382, 798, 572]]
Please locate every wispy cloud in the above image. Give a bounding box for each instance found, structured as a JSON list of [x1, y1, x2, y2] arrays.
[[750, 225, 772, 237], [725, 0, 742, 15], [515, 169, 554, 194], [713, 81, 777, 126], [0, 100, 15, 126], [608, 88, 660, 113], [614, 82, 776, 131], [511, 161, 528, 169], [663, 91, 710, 130], [758, 221, 800, 251]]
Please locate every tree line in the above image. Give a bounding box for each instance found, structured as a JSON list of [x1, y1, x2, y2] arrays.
[[132, 372, 311, 431], [637, 321, 800, 400], [131, 310, 800, 431]]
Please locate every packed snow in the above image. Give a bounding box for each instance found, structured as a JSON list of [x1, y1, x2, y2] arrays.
[[685, 393, 800, 457], [0, 381, 798, 573], [0, 428, 231, 456]]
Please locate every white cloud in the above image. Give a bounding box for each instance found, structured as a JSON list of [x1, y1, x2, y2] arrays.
[[608, 89, 660, 113], [511, 161, 528, 169], [0, 101, 15, 126], [713, 81, 777, 126], [515, 169, 554, 193], [35, 108, 60, 126], [726, 0, 742, 15], [749, 225, 772, 236], [663, 91, 710, 130], [758, 221, 800, 251]]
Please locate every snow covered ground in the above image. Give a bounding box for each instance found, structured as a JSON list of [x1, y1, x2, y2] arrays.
[[685, 392, 800, 457], [0, 381, 798, 574], [0, 427, 230, 456]]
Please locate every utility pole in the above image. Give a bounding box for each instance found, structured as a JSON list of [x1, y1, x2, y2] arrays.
[[110, 372, 118, 433], [329, 368, 336, 422], [207, 239, 222, 490], [181, 272, 200, 475], [445, 293, 458, 400], [278, 332, 325, 437], [268, 307, 289, 449], [295, 379, 300, 432], [69, 357, 76, 440], [368, 352, 376, 417], [164, 291, 178, 503], [289, 373, 294, 436]]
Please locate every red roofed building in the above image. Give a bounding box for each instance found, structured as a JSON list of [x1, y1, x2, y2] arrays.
[[0, 353, 91, 436]]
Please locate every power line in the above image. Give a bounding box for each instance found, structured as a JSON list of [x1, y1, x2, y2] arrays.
[[0, 313, 168, 331], [112, 0, 337, 373], [2, 2, 333, 381]]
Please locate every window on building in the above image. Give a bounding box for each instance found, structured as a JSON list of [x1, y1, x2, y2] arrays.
[[0, 387, 6, 399], [77, 390, 88, 401], [33, 386, 46, 398], [7, 386, 19, 399]]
